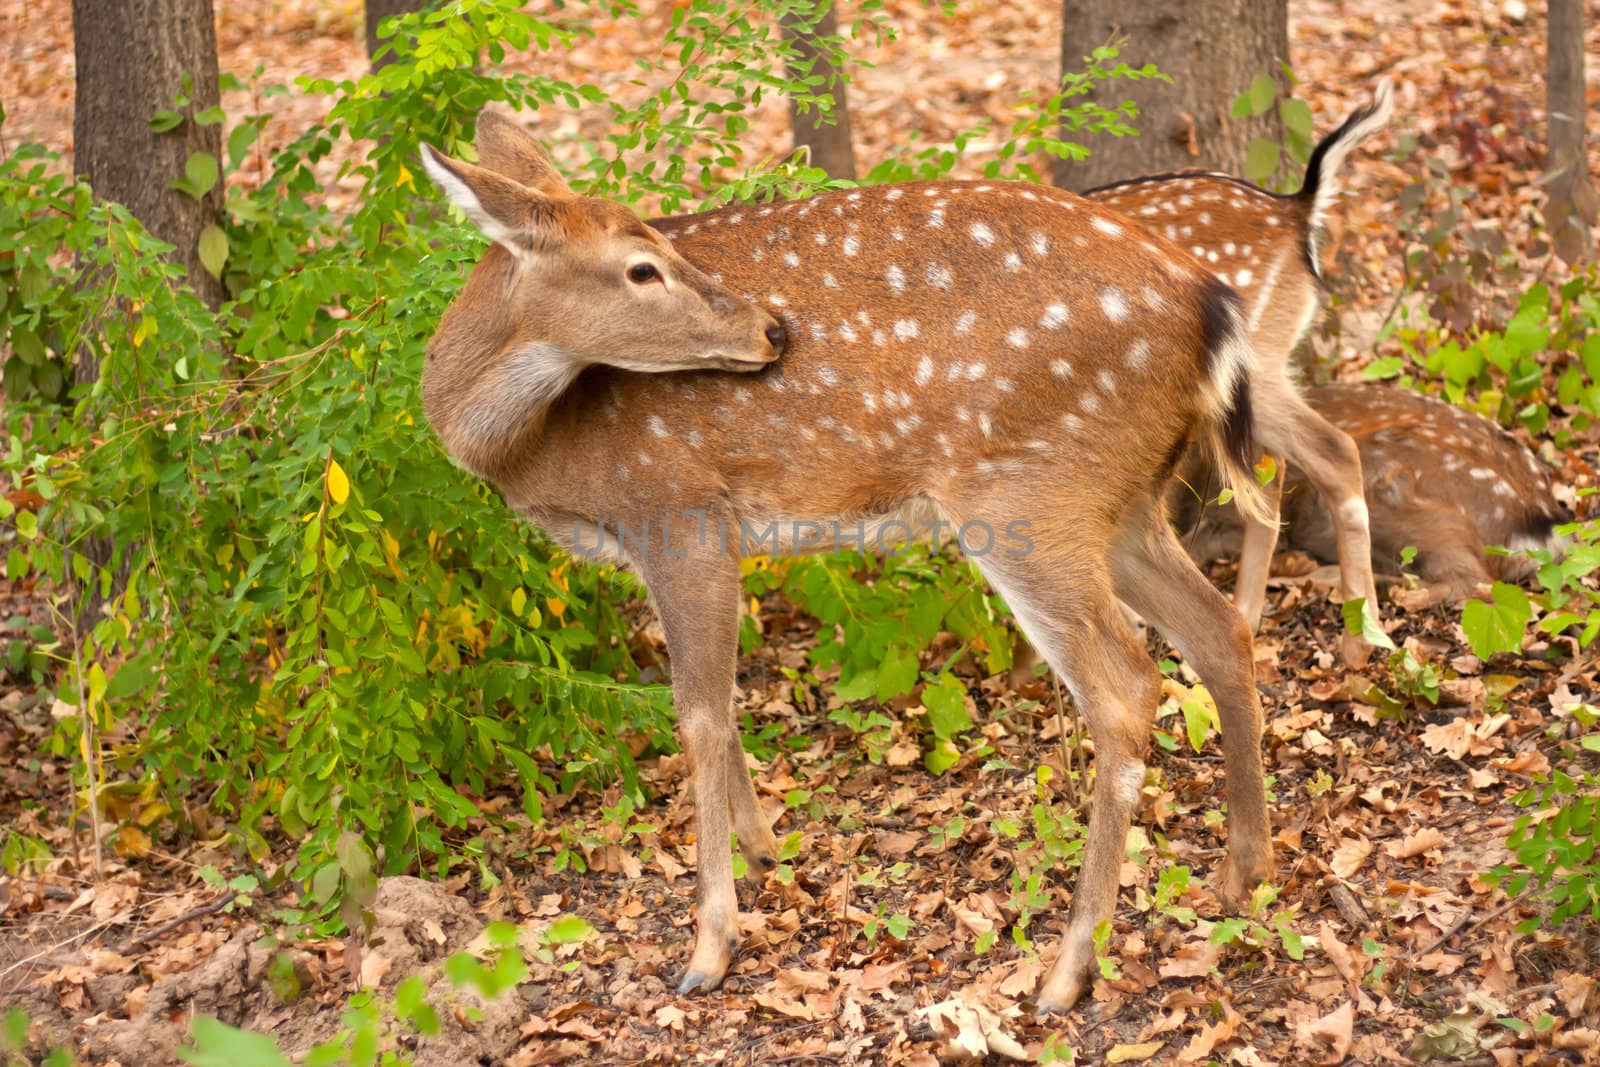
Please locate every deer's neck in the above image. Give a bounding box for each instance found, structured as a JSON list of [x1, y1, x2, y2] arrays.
[[431, 341, 582, 484]]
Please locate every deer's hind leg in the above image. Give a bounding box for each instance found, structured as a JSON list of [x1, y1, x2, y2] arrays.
[[1253, 370, 1379, 664], [968, 529, 1163, 1013], [1112, 500, 1272, 908]]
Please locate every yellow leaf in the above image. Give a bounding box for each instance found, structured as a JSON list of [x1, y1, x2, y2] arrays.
[[547, 597, 566, 618], [114, 825, 152, 858], [511, 588, 527, 616], [1107, 1041, 1167, 1063], [326, 459, 350, 505]]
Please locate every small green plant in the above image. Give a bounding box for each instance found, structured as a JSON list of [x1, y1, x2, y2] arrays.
[[862, 906, 913, 946], [1208, 882, 1304, 962], [1458, 515, 1600, 660], [1228, 69, 1314, 190], [1488, 703, 1600, 930]]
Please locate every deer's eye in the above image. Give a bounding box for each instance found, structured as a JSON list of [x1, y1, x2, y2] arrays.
[[627, 262, 660, 285]]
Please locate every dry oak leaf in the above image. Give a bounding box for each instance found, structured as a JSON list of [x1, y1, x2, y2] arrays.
[[653, 1004, 688, 1032], [1176, 1006, 1240, 1063], [997, 957, 1042, 999], [358, 950, 391, 989], [1106, 1041, 1166, 1063], [1384, 827, 1447, 860], [1318, 924, 1364, 996], [1158, 938, 1223, 980], [1297, 1001, 1355, 1065], [774, 968, 831, 997], [1331, 837, 1374, 879], [753, 989, 815, 1020], [916, 996, 1028, 1062]]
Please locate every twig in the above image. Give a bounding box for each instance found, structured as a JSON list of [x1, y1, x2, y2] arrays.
[[114, 890, 238, 955], [0, 917, 123, 989], [67, 611, 104, 881], [1326, 880, 1370, 930], [1051, 673, 1079, 808], [1408, 894, 1523, 959]]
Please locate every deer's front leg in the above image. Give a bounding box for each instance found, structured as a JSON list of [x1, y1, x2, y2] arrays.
[[643, 547, 747, 994]]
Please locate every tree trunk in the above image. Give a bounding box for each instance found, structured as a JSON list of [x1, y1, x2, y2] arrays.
[[366, 0, 429, 71], [781, 3, 858, 181], [71, 0, 224, 325], [1054, 0, 1288, 191], [1544, 0, 1596, 264]]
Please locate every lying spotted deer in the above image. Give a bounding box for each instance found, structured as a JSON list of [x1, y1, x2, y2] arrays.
[[420, 109, 1274, 1010], [1085, 82, 1395, 661], [1180, 382, 1572, 604]]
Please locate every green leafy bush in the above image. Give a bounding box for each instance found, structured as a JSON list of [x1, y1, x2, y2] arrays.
[[0, 0, 1152, 917], [1489, 703, 1600, 931]]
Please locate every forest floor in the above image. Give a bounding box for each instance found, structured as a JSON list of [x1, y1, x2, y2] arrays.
[[3, 0, 1600, 1064]]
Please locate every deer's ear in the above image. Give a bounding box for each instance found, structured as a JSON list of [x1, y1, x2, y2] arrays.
[[474, 108, 573, 198], [421, 144, 564, 257]]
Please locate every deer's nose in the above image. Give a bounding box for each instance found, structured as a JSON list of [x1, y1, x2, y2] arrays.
[[765, 321, 788, 357]]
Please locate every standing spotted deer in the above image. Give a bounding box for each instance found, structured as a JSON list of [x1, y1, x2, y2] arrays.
[[1085, 82, 1395, 662], [1180, 383, 1572, 604], [420, 110, 1274, 1011]]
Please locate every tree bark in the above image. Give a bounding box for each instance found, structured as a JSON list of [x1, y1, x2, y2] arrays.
[[366, 0, 429, 71], [71, 0, 225, 322], [1054, 0, 1288, 191], [781, 2, 858, 181], [1544, 0, 1596, 263]]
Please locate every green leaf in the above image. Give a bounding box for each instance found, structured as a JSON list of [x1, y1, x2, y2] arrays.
[[1244, 138, 1280, 184], [922, 674, 972, 740], [1461, 582, 1534, 659], [1245, 73, 1276, 116], [185, 152, 219, 198], [1181, 689, 1219, 753], [149, 109, 184, 132], [197, 224, 228, 278], [179, 1016, 294, 1067], [1341, 597, 1396, 651], [874, 645, 919, 702], [1279, 97, 1314, 142], [227, 122, 260, 170], [542, 913, 596, 945], [194, 105, 226, 126]]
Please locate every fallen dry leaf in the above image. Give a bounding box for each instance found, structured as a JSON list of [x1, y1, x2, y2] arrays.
[[1331, 837, 1374, 879], [1158, 938, 1223, 980], [1297, 1001, 1355, 1065], [1106, 1040, 1167, 1063], [917, 996, 1028, 1062], [1384, 827, 1447, 860]]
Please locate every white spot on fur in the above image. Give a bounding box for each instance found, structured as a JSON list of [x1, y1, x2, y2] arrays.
[[1100, 288, 1130, 322], [969, 222, 995, 246], [1050, 359, 1072, 378], [954, 310, 977, 334], [1030, 233, 1050, 256], [894, 319, 920, 341], [1091, 216, 1123, 237], [915, 357, 934, 386], [1126, 339, 1152, 369], [1006, 328, 1029, 349], [1040, 304, 1069, 329], [886, 265, 906, 293], [926, 263, 953, 289]]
